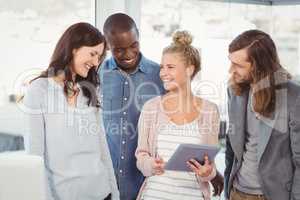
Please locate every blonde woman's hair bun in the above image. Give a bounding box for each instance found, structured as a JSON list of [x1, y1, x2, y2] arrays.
[[172, 30, 193, 46]]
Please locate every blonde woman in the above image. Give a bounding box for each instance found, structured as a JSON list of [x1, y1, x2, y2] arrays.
[[135, 31, 220, 200]]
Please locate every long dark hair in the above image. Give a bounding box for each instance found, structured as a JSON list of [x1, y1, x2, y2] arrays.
[[33, 22, 106, 107], [229, 29, 291, 118]]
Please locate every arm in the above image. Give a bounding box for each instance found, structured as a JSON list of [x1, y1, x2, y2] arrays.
[[196, 103, 220, 182], [207, 104, 224, 196], [224, 87, 234, 200], [23, 82, 55, 200], [135, 102, 156, 177], [23, 85, 45, 156], [98, 113, 120, 200], [224, 134, 234, 199], [187, 103, 220, 200], [290, 94, 300, 199]]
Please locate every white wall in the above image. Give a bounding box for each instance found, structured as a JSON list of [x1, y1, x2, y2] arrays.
[[96, 0, 141, 31]]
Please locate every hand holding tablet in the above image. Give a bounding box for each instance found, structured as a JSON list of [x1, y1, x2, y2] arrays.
[[164, 143, 220, 172], [152, 156, 165, 175], [187, 156, 213, 177]]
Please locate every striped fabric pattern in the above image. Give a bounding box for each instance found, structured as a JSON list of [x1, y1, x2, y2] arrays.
[[140, 120, 204, 200]]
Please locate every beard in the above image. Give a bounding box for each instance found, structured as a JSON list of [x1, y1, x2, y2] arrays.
[[229, 73, 252, 86]]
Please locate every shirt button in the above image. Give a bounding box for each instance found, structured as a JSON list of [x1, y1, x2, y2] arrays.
[[290, 121, 296, 126], [125, 81, 128, 85], [122, 141, 125, 144]]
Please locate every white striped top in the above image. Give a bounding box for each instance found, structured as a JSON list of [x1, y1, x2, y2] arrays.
[[140, 118, 205, 200]]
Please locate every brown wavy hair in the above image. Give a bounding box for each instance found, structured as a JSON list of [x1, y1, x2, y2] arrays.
[[229, 29, 291, 118], [32, 22, 106, 107]]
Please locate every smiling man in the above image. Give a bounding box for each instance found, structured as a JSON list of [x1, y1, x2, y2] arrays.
[[98, 13, 164, 200], [224, 30, 300, 200]]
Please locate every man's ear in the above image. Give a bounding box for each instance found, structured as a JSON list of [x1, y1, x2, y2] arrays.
[[105, 40, 111, 51], [104, 36, 111, 50]]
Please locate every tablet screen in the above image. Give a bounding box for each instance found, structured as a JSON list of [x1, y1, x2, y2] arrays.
[[164, 143, 220, 172]]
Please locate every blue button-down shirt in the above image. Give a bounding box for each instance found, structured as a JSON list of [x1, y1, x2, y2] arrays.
[[99, 54, 164, 200]]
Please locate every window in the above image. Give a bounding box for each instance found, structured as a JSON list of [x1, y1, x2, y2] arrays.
[[272, 5, 300, 80], [0, 0, 95, 104], [140, 0, 300, 118]]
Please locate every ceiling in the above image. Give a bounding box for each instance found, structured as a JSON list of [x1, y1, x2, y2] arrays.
[[208, 0, 300, 5]]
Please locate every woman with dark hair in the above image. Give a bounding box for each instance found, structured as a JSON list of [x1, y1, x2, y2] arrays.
[[23, 22, 119, 200]]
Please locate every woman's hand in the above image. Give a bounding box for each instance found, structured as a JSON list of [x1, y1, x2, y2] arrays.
[[186, 156, 213, 177], [152, 156, 165, 175]]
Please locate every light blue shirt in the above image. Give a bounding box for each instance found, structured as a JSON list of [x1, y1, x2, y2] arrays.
[[23, 78, 119, 200], [99, 54, 164, 200], [233, 91, 263, 195]]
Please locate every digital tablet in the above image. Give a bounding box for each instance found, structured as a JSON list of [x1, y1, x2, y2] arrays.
[[164, 143, 220, 172]]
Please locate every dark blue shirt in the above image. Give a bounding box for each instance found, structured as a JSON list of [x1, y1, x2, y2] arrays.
[[99, 54, 164, 200]]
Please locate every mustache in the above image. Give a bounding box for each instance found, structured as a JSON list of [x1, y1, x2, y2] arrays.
[[229, 73, 252, 85]]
